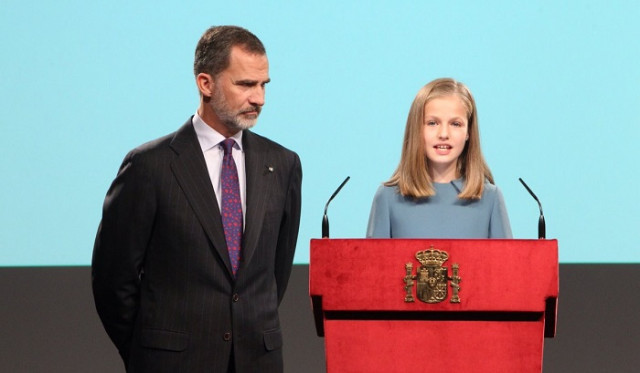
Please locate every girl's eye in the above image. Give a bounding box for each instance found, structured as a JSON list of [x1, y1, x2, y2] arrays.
[[426, 121, 437, 126]]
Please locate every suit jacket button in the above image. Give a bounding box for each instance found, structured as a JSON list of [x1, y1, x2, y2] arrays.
[[223, 332, 232, 341], [232, 293, 239, 302]]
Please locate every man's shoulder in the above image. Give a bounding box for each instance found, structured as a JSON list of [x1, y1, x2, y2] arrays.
[[126, 119, 194, 160], [121, 132, 175, 166], [134, 132, 175, 152], [244, 130, 298, 158]]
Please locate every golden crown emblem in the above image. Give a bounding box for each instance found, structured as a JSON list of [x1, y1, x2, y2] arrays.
[[415, 249, 449, 267], [404, 246, 461, 304]]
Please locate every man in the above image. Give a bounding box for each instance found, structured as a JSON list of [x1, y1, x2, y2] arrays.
[[92, 26, 302, 373]]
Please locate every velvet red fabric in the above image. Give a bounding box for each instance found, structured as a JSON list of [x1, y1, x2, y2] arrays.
[[310, 239, 558, 373]]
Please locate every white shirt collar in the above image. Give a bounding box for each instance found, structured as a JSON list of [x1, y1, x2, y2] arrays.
[[192, 112, 243, 152]]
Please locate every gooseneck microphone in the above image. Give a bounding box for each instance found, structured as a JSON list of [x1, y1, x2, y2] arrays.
[[519, 178, 546, 239], [322, 176, 350, 238]]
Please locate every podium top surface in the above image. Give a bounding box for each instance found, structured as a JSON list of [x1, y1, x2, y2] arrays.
[[310, 239, 558, 313]]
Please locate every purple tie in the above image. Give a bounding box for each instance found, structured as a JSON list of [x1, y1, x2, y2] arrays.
[[220, 138, 242, 276]]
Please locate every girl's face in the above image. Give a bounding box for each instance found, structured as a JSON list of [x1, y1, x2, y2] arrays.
[[422, 95, 469, 182]]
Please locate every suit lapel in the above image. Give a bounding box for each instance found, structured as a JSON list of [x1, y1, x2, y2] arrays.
[[169, 119, 234, 277], [241, 131, 270, 269]]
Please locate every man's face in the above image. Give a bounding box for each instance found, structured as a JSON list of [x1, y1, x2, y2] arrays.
[[209, 46, 270, 134]]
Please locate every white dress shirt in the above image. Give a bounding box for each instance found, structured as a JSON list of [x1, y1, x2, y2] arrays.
[[192, 113, 246, 226]]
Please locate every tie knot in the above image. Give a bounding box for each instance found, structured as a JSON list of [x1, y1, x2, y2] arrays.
[[221, 138, 236, 155]]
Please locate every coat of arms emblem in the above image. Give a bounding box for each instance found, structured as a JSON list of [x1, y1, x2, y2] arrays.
[[403, 247, 461, 304]]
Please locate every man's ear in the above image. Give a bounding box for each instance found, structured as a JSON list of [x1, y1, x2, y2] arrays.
[[196, 73, 214, 98]]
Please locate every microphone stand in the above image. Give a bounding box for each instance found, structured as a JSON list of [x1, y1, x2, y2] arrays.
[[322, 176, 350, 238], [519, 178, 546, 239]]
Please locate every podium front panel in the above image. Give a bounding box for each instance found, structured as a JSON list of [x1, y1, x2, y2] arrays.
[[310, 239, 558, 372]]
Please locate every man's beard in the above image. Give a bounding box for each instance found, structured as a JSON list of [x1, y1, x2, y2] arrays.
[[211, 86, 261, 133]]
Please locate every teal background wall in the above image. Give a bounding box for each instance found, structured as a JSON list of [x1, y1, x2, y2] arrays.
[[1, 1, 638, 265]]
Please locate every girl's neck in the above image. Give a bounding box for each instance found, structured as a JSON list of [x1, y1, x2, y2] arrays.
[[430, 165, 459, 184]]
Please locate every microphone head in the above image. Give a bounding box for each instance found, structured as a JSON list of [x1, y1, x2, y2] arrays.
[[538, 214, 546, 239], [322, 214, 329, 238]]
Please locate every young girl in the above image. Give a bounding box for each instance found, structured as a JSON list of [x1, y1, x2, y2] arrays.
[[366, 78, 512, 238]]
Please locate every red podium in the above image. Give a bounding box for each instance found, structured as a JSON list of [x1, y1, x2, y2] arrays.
[[309, 239, 558, 373]]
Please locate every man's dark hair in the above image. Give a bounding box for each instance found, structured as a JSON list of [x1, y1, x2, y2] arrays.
[[194, 25, 266, 77]]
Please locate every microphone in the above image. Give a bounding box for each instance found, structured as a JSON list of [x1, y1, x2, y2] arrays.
[[518, 178, 546, 239], [322, 176, 350, 238]]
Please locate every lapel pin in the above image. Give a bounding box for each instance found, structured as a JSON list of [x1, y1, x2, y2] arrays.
[[267, 166, 274, 172]]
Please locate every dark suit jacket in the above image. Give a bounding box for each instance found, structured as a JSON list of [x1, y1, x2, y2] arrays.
[[92, 118, 302, 373]]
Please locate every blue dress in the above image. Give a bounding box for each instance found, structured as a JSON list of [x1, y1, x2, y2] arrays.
[[366, 179, 512, 239]]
